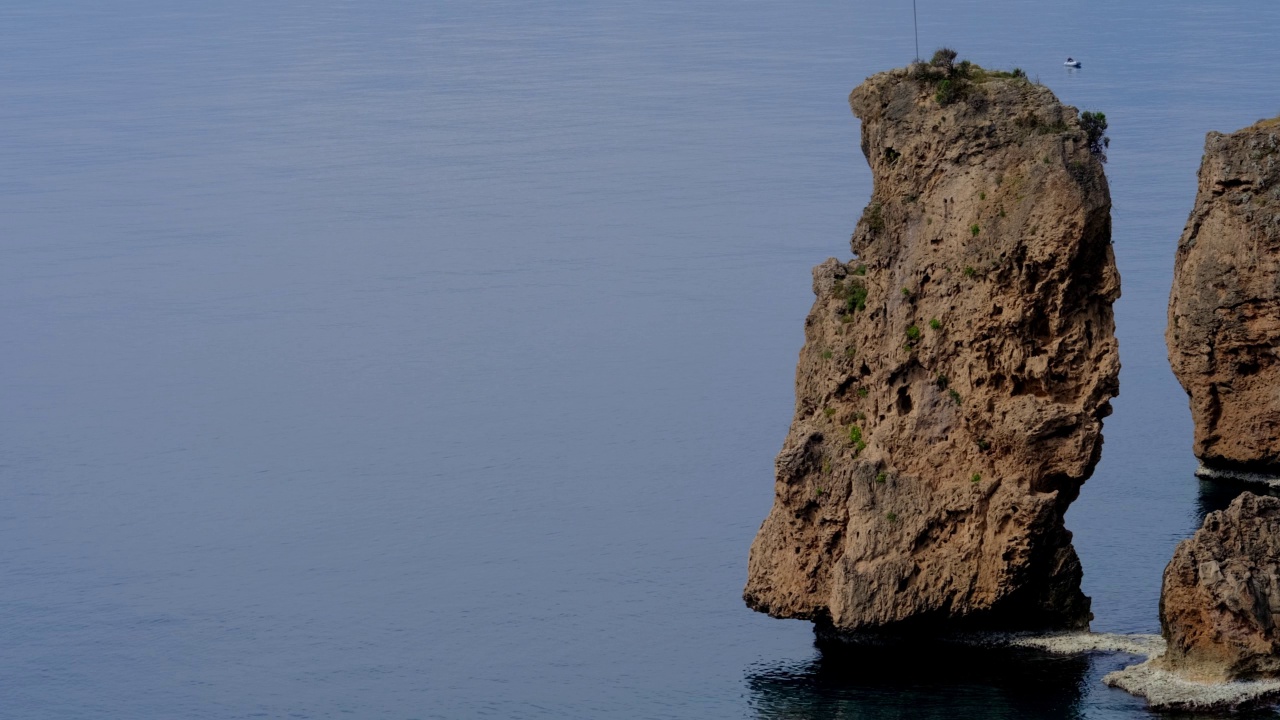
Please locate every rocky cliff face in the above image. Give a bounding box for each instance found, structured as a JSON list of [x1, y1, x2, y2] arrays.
[[744, 65, 1120, 636], [1160, 492, 1280, 682], [1167, 118, 1280, 475]]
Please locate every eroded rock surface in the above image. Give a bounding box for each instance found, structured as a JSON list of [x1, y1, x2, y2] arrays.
[[1160, 492, 1280, 682], [744, 65, 1119, 636], [1167, 118, 1280, 475]]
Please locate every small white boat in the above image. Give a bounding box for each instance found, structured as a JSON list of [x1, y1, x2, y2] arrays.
[[1064, 57, 1081, 68]]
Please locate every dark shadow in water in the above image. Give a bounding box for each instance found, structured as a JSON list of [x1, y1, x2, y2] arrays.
[[746, 638, 1093, 719], [1196, 477, 1280, 524]]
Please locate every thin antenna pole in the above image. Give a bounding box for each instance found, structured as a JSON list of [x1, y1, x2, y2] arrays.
[[913, 0, 919, 61]]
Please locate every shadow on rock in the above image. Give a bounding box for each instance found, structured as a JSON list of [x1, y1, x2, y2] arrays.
[[745, 639, 1092, 719], [1197, 477, 1280, 524]]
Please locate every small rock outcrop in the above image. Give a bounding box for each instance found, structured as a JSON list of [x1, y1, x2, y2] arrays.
[[1161, 492, 1280, 681], [744, 63, 1120, 637], [1167, 118, 1280, 476], [1105, 493, 1280, 711]]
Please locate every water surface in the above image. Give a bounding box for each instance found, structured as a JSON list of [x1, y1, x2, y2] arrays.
[[3, 1, 1280, 717]]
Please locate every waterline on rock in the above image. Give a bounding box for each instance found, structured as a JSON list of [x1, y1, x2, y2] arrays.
[[1195, 464, 1280, 488]]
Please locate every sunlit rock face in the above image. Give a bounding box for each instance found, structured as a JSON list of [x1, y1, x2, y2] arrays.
[[744, 63, 1119, 637], [1167, 118, 1280, 477]]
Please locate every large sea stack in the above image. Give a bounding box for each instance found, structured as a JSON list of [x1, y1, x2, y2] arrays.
[[744, 61, 1120, 637], [1167, 117, 1280, 477]]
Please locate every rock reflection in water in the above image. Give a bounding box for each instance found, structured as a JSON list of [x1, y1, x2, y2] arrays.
[[746, 640, 1092, 719]]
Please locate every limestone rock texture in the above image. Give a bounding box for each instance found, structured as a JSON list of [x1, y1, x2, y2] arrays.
[[1160, 492, 1280, 682], [1167, 118, 1280, 474], [744, 66, 1120, 636]]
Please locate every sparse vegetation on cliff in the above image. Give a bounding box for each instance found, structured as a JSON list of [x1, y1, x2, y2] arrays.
[[1081, 111, 1110, 162], [866, 202, 885, 232], [910, 49, 1029, 107], [832, 280, 867, 315], [848, 425, 866, 454]]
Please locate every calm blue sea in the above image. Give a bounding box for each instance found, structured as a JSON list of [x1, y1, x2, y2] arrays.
[[3, 2, 1280, 718]]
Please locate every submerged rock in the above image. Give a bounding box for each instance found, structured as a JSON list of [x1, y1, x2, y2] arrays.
[[744, 63, 1119, 637], [1161, 492, 1280, 682], [1167, 117, 1280, 477]]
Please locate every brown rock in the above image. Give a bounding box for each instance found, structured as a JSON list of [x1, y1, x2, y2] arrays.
[[1167, 118, 1280, 474], [1160, 492, 1280, 682], [744, 64, 1120, 636]]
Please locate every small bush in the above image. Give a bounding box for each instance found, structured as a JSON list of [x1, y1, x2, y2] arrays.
[[866, 202, 885, 232], [948, 388, 962, 405], [1081, 110, 1110, 162], [977, 438, 990, 451], [935, 374, 949, 389], [906, 325, 921, 342], [857, 387, 869, 398], [821, 349, 834, 360], [971, 473, 981, 484], [970, 223, 980, 237], [930, 48, 957, 72], [824, 407, 836, 418], [929, 318, 941, 330], [917, 48, 977, 106], [910, 61, 940, 85], [833, 279, 868, 314], [847, 284, 868, 312], [963, 266, 976, 277], [848, 425, 867, 455], [901, 287, 912, 298], [935, 78, 963, 105], [886, 512, 898, 523], [875, 472, 887, 484], [979, 191, 986, 201], [853, 264, 867, 276]]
